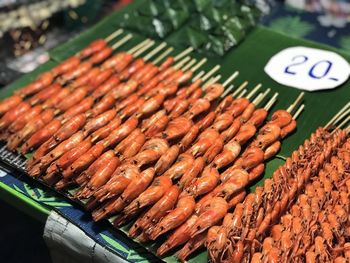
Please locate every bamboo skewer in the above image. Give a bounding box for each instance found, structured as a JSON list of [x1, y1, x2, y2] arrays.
[[287, 92, 305, 113], [174, 47, 194, 61], [144, 42, 167, 61], [246, 84, 262, 100], [111, 34, 133, 50], [153, 47, 174, 65], [104, 29, 124, 42], [231, 81, 248, 98], [325, 102, 350, 128]]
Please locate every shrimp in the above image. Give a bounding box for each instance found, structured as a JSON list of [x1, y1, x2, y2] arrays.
[[28, 131, 85, 178], [28, 83, 61, 105], [93, 163, 139, 202], [0, 95, 22, 117], [7, 109, 55, 150], [92, 167, 155, 221], [136, 93, 166, 118], [141, 110, 165, 132], [203, 84, 224, 101], [196, 111, 216, 132], [42, 88, 70, 109], [280, 119, 297, 138], [216, 96, 233, 114], [147, 194, 195, 240], [203, 137, 224, 163], [264, 141, 281, 160], [157, 215, 199, 256], [82, 109, 116, 136], [186, 166, 220, 198], [75, 150, 116, 186], [162, 153, 194, 180], [115, 94, 139, 112], [91, 75, 120, 99], [108, 79, 138, 100], [116, 176, 172, 225], [252, 124, 281, 149], [241, 146, 265, 170], [128, 185, 180, 238], [169, 100, 190, 119], [232, 123, 257, 145], [60, 143, 105, 181], [190, 197, 228, 237], [178, 125, 199, 152], [188, 129, 220, 157], [131, 138, 169, 168], [86, 95, 115, 117], [114, 129, 143, 157], [177, 231, 207, 262], [118, 98, 145, 120], [55, 87, 87, 112], [22, 119, 61, 154], [178, 157, 205, 189], [60, 97, 94, 120], [90, 116, 122, 143], [212, 113, 233, 132], [162, 117, 193, 141], [216, 169, 250, 198], [144, 115, 169, 138], [220, 118, 241, 143], [120, 133, 146, 160], [101, 117, 138, 148], [51, 56, 80, 75], [184, 98, 211, 119], [0, 102, 31, 131], [15, 72, 54, 97], [213, 140, 241, 169], [248, 108, 268, 127], [269, 110, 292, 128], [7, 105, 42, 134], [227, 98, 250, 117], [75, 155, 120, 199], [154, 145, 180, 176]]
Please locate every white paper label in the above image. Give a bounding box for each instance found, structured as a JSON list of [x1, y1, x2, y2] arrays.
[[264, 46, 350, 91]]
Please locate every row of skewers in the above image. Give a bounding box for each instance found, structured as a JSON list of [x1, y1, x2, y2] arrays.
[[0, 29, 306, 261], [206, 103, 350, 262]]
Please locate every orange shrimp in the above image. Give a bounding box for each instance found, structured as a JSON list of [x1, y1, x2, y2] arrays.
[[51, 56, 80, 76], [141, 110, 165, 132], [227, 98, 250, 117], [232, 123, 257, 145], [131, 138, 169, 168], [115, 94, 139, 113], [15, 72, 54, 97], [154, 145, 180, 176], [100, 52, 126, 69], [101, 117, 138, 148], [203, 84, 224, 101], [28, 83, 61, 105], [119, 58, 145, 81], [7, 109, 55, 150], [59, 97, 94, 120], [212, 113, 233, 132], [280, 119, 297, 138], [135, 93, 166, 118], [186, 166, 220, 198], [188, 129, 220, 157], [55, 87, 87, 112], [177, 231, 207, 262], [213, 140, 241, 169], [90, 68, 113, 88], [269, 110, 292, 128], [196, 111, 216, 132], [69, 68, 101, 89], [190, 197, 228, 238], [114, 129, 143, 157], [147, 194, 196, 240], [118, 98, 146, 120], [157, 215, 199, 256], [93, 163, 139, 202], [7, 105, 42, 134], [188, 88, 203, 104], [248, 163, 265, 181], [120, 133, 146, 160], [42, 88, 70, 109], [75, 150, 116, 186], [219, 117, 241, 144], [264, 141, 281, 160], [89, 46, 113, 64], [162, 153, 194, 180], [116, 176, 173, 224], [162, 117, 193, 141], [0, 102, 31, 131], [90, 116, 122, 143], [22, 119, 61, 154], [144, 114, 169, 138], [91, 75, 120, 99], [184, 98, 211, 119], [241, 146, 264, 170], [29, 131, 85, 178], [203, 137, 224, 163], [216, 168, 250, 198], [86, 95, 115, 118], [169, 100, 190, 119], [228, 190, 246, 209], [248, 108, 268, 127], [240, 102, 256, 123], [215, 96, 233, 114], [178, 157, 205, 189], [75, 155, 120, 199], [128, 185, 180, 238], [108, 79, 138, 100], [60, 143, 105, 181], [44, 139, 92, 179], [178, 124, 199, 152], [0, 95, 22, 117], [252, 124, 281, 149], [78, 39, 107, 59], [83, 109, 116, 136], [92, 167, 155, 221]]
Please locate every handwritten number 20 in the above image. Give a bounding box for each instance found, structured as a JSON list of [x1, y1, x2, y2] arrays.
[[284, 55, 333, 80]]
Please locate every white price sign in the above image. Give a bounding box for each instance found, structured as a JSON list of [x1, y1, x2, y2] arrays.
[[264, 46, 350, 91]]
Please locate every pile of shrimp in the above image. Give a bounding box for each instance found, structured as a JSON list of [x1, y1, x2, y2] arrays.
[[0, 31, 305, 262], [207, 127, 350, 262]]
